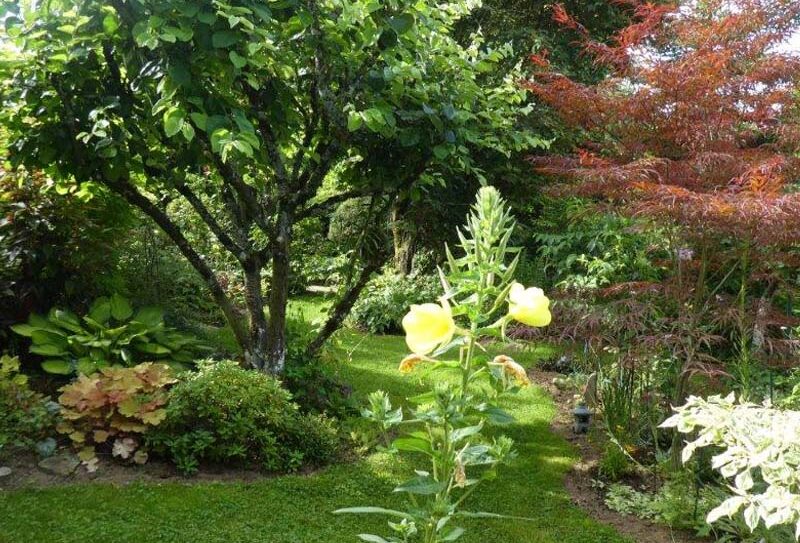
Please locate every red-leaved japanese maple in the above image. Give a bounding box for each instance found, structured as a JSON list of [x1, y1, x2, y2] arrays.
[[524, 0, 800, 420]]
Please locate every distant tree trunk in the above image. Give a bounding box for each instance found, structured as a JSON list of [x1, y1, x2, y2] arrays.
[[266, 210, 292, 374], [391, 201, 415, 276]]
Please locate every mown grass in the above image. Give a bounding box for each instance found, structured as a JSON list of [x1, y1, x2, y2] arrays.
[[0, 301, 630, 543]]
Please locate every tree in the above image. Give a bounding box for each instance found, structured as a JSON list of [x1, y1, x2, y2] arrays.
[[523, 0, 800, 462], [1, 0, 540, 373]]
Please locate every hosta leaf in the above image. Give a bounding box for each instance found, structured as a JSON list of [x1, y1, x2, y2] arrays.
[[110, 294, 134, 321], [10, 323, 37, 337], [88, 297, 112, 324], [49, 309, 84, 333], [357, 536, 389, 543], [42, 359, 72, 375], [137, 343, 171, 355], [29, 343, 67, 357]]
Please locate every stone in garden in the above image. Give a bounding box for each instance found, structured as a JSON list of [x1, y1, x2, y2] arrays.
[[0, 466, 11, 477], [38, 451, 80, 476]]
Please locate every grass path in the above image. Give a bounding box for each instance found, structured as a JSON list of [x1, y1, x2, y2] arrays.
[[0, 327, 630, 543]]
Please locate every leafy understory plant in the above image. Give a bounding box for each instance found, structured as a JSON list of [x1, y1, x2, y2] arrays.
[[12, 294, 205, 375], [662, 394, 800, 538], [57, 362, 176, 471], [335, 186, 552, 542]]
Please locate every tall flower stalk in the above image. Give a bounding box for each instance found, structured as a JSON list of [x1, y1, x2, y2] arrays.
[[336, 187, 551, 543]]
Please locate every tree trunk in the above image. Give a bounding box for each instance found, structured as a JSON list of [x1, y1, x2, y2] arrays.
[[266, 210, 292, 374], [243, 257, 269, 370], [391, 203, 415, 276]]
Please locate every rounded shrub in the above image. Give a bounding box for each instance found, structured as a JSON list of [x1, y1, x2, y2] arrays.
[[349, 271, 441, 334], [147, 361, 339, 475]]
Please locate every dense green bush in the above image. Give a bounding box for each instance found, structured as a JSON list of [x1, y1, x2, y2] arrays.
[[349, 271, 441, 334], [0, 354, 57, 456], [0, 169, 134, 349], [531, 197, 664, 291], [147, 361, 339, 475]]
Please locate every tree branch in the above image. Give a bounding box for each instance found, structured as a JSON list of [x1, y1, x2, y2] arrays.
[[296, 189, 373, 220], [305, 254, 387, 358], [173, 179, 245, 259], [102, 175, 250, 356]]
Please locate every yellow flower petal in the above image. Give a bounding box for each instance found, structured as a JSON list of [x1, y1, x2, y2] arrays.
[[508, 282, 551, 327], [401, 302, 456, 355]]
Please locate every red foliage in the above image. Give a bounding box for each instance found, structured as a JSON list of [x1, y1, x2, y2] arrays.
[[524, 0, 800, 373], [525, 0, 800, 249]]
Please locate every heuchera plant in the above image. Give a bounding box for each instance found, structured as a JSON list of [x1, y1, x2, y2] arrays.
[[335, 186, 551, 542], [58, 362, 176, 471], [662, 394, 800, 538]]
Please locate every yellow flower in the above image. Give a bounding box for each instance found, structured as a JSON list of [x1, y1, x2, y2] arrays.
[[508, 282, 551, 327], [493, 355, 530, 386], [401, 302, 456, 355]]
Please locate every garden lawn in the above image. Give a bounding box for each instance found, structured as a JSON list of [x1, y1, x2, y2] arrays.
[[0, 317, 630, 543]]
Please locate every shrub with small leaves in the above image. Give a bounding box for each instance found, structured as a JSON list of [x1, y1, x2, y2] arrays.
[[57, 362, 176, 470], [349, 272, 441, 334], [0, 354, 57, 456], [147, 361, 339, 475]]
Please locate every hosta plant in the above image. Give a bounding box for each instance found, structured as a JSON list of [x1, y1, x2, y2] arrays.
[[57, 362, 176, 471], [12, 294, 205, 375], [662, 394, 800, 538], [335, 187, 551, 542]]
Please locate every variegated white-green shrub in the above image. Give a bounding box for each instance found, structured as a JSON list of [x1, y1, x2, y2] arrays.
[[662, 393, 800, 538]]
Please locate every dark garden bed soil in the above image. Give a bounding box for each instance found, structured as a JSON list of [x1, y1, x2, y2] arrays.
[[530, 370, 708, 543], [0, 448, 333, 490]]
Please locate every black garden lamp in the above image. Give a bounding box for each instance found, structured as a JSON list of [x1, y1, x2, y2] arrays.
[[572, 404, 592, 434]]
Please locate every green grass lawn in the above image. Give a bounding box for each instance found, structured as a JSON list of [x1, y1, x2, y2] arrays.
[[0, 312, 630, 543]]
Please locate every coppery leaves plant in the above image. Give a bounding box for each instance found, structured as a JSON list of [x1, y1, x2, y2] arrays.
[[57, 362, 176, 471]]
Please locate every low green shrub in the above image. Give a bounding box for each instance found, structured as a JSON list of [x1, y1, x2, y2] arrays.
[[597, 441, 632, 481], [604, 476, 795, 543], [147, 361, 339, 475], [282, 315, 354, 417], [0, 354, 57, 457], [349, 271, 440, 334], [11, 294, 206, 376]]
